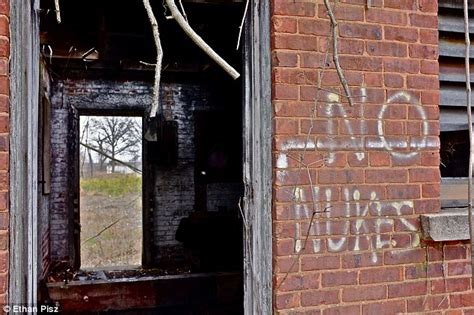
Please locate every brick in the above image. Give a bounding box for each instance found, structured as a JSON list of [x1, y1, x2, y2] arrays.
[[274, 118, 299, 135], [275, 292, 300, 309], [277, 273, 319, 292], [272, 16, 297, 33], [366, 8, 407, 25], [274, 84, 298, 100], [384, 0, 417, 10], [418, 0, 438, 12], [384, 58, 420, 73], [421, 152, 440, 166], [300, 119, 333, 134], [319, 38, 364, 55], [384, 73, 404, 88], [322, 305, 360, 315], [318, 169, 363, 184], [369, 152, 390, 166], [301, 290, 339, 306], [272, 51, 298, 67], [359, 266, 402, 284], [342, 285, 386, 302], [274, 101, 313, 117], [407, 295, 449, 312], [405, 263, 443, 279], [414, 198, 440, 214], [298, 18, 330, 36], [409, 13, 437, 28], [422, 183, 440, 198], [448, 261, 472, 276], [339, 23, 382, 40], [301, 255, 340, 271], [321, 271, 357, 287], [273, 0, 315, 17], [384, 248, 425, 265], [317, 4, 365, 21], [384, 26, 418, 42], [342, 252, 383, 268], [362, 300, 405, 315], [0, 16, 7, 38], [420, 29, 438, 45], [407, 75, 439, 89], [339, 55, 383, 71], [409, 44, 438, 60], [409, 168, 439, 183], [274, 34, 318, 51], [366, 169, 408, 183], [387, 184, 420, 199], [420, 60, 439, 74], [365, 73, 383, 87], [300, 53, 330, 69], [450, 292, 474, 308], [445, 245, 467, 260], [367, 41, 407, 57], [431, 278, 471, 294], [388, 281, 427, 297], [275, 256, 300, 273]]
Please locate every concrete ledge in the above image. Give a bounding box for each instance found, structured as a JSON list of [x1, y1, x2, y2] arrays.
[[421, 210, 470, 242]]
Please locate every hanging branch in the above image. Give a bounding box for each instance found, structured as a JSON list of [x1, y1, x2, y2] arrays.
[[236, 0, 250, 50], [54, 0, 61, 23], [80, 142, 142, 174], [463, 0, 474, 283], [143, 0, 164, 117], [178, 0, 188, 22], [323, 0, 354, 106], [165, 0, 240, 79]]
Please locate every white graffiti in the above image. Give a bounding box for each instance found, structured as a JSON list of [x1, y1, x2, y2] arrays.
[[277, 89, 429, 263], [277, 89, 435, 167]]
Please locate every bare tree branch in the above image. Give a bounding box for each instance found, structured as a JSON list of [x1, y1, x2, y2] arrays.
[[80, 142, 142, 174], [143, 0, 164, 117], [165, 0, 240, 79], [54, 0, 61, 24], [323, 0, 354, 106], [178, 0, 188, 22], [236, 0, 250, 50]]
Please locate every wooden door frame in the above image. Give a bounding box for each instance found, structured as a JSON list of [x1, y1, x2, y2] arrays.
[[243, 1, 273, 314]]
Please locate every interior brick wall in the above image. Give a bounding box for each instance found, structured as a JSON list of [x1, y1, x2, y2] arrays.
[[270, 0, 473, 313]]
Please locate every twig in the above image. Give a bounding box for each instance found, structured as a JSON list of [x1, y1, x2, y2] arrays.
[[80, 142, 142, 174], [82, 217, 125, 245], [463, 0, 474, 283], [178, 0, 188, 22], [323, 0, 354, 106], [165, 0, 240, 79], [238, 197, 249, 231], [54, 0, 61, 24], [276, 206, 331, 290], [143, 0, 164, 117], [236, 0, 250, 50]]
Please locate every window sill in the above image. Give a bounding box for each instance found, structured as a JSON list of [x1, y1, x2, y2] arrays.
[[421, 209, 470, 242]]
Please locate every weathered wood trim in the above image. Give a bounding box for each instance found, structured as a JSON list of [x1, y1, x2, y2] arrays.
[[243, 0, 272, 314], [9, 0, 40, 305]]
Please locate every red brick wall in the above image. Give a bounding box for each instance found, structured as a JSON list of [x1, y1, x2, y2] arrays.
[[0, 0, 8, 306], [271, 0, 473, 313]]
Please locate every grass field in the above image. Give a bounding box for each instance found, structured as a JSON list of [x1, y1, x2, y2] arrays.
[[80, 173, 142, 269]]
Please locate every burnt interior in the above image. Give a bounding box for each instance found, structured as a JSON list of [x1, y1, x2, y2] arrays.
[[38, 0, 246, 312]]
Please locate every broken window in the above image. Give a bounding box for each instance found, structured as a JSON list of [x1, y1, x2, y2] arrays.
[[79, 115, 143, 269], [439, 0, 474, 208]]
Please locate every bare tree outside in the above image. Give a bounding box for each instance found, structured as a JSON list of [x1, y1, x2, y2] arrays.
[[79, 116, 143, 269]]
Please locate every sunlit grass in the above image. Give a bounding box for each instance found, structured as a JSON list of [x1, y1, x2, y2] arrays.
[[81, 174, 142, 197]]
